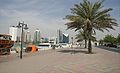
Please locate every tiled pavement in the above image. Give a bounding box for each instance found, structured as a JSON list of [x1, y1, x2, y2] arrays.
[[0, 46, 120, 73]]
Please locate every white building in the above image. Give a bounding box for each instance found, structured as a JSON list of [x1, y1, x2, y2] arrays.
[[24, 31, 31, 43], [49, 37, 57, 44], [34, 29, 41, 43], [9, 26, 18, 41]]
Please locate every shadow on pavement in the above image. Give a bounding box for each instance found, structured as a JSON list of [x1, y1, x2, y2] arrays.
[[57, 49, 96, 54], [58, 49, 86, 54], [74, 47, 87, 49], [97, 46, 120, 53]]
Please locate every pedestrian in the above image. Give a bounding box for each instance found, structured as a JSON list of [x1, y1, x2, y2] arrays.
[[16, 46, 21, 57]]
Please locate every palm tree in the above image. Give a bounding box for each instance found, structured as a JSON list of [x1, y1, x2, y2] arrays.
[[76, 30, 96, 48], [65, 0, 118, 53], [75, 30, 87, 48]]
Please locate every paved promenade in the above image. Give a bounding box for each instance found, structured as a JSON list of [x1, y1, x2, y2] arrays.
[[0, 47, 120, 73]]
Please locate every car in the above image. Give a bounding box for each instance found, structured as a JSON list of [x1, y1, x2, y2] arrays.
[[106, 44, 117, 48], [25, 45, 38, 53], [117, 45, 120, 48], [60, 43, 69, 48]]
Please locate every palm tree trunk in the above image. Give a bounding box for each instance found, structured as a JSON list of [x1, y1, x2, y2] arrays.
[[87, 24, 92, 53], [85, 39, 87, 48], [88, 38, 92, 53]]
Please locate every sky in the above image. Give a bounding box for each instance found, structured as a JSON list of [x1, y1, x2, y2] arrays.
[[0, 0, 120, 40]]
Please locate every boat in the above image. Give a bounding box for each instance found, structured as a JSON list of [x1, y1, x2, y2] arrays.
[[37, 43, 52, 50], [0, 34, 14, 55]]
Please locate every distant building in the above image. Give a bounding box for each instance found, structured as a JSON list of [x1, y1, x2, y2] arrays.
[[62, 33, 69, 43], [57, 29, 69, 44], [41, 37, 49, 43], [25, 31, 31, 43], [34, 29, 41, 43], [49, 37, 57, 44], [57, 29, 63, 43], [9, 26, 18, 41]]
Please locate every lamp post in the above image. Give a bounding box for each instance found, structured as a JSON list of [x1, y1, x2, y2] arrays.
[[17, 21, 28, 59], [71, 37, 73, 48]]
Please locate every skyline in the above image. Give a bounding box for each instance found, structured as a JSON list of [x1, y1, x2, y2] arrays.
[[0, 0, 120, 40]]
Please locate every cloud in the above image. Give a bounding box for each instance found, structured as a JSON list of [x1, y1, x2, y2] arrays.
[[0, 8, 73, 37], [0, 0, 119, 40]]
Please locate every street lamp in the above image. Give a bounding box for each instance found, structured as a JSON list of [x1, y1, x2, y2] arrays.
[[16, 21, 28, 59], [71, 37, 73, 48]]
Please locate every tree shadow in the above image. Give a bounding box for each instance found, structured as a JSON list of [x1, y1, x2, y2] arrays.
[[57, 48, 96, 54], [97, 46, 120, 53], [57, 49, 88, 54], [74, 47, 87, 49]]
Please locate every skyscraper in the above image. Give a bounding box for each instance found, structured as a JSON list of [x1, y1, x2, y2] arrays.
[[34, 29, 41, 43], [57, 29, 69, 44], [9, 26, 18, 41], [57, 29, 63, 43], [25, 31, 31, 43], [62, 33, 69, 43]]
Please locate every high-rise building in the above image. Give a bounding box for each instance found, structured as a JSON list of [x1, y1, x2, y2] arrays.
[[34, 29, 41, 43], [9, 26, 18, 41], [25, 31, 31, 43], [57, 29, 63, 43], [57, 29, 69, 44], [62, 33, 69, 43]]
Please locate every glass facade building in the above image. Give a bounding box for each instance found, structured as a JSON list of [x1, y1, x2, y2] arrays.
[[34, 29, 41, 43], [57, 29, 69, 44]]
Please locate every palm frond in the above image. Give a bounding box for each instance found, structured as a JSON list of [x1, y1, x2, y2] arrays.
[[64, 0, 118, 41]]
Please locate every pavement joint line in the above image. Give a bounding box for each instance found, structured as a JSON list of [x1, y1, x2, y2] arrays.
[[85, 63, 120, 73], [103, 67, 120, 73], [55, 63, 85, 73], [0, 47, 120, 73], [38, 64, 50, 71], [56, 65, 79, 73]]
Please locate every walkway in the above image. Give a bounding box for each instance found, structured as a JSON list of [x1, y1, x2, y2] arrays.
[[0, 47, 120, 73]]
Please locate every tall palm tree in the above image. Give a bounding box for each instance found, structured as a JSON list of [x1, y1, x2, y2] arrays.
[[65, 0, 118, 53]]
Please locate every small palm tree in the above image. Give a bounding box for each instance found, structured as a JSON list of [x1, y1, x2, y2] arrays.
[[75, 30, 88, 48], [76, 30, 96, 48], [65, 0, 118, 53]]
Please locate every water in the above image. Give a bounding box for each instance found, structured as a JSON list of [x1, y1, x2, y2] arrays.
[[11, 42, 27, 51]]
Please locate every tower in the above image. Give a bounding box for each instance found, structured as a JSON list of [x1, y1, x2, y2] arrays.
[[57, 29, 63, 43], [34, 29, 41, 43], [9, 26, 18, 41]]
